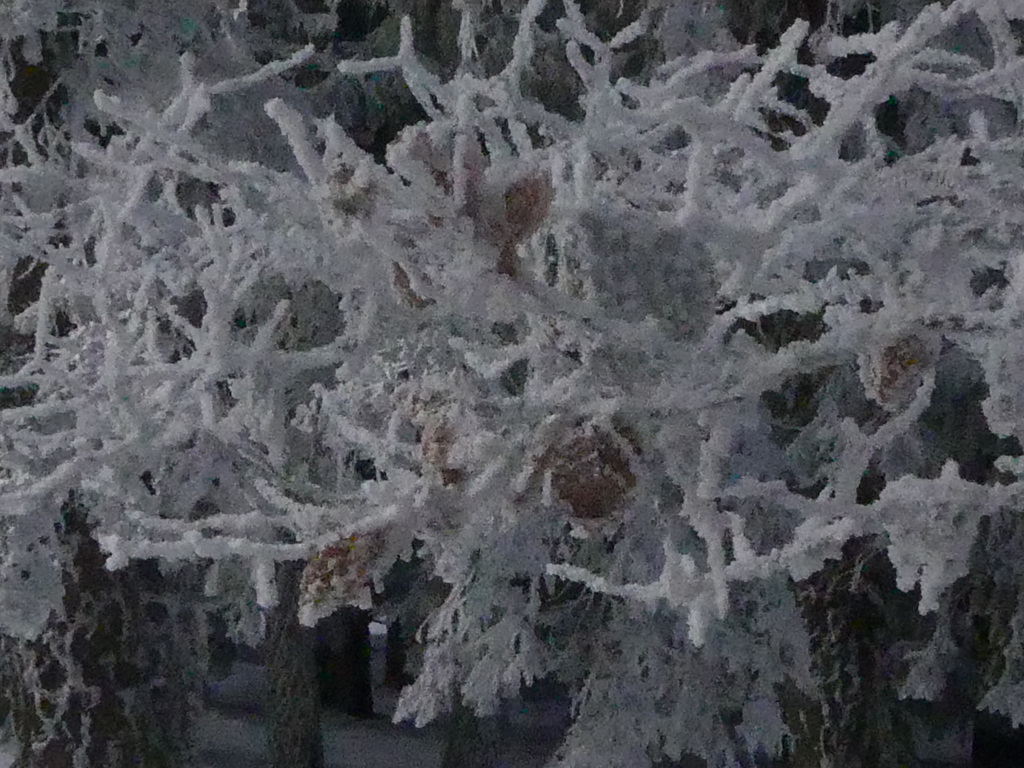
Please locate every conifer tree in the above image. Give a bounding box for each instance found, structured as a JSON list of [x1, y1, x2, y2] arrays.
[[2, 2, 1024, 767]]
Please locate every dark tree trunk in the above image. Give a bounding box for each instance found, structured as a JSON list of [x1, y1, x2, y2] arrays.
[[0, 494, 197, 768], [795, 535, 924, 768], [974, 711, 1024, 768], [314, 607, 374, 718], [204, 610, 239, 682], [263, 560, 324, 768], [384, 617, 412, 687], [374, 548, 451, 690]]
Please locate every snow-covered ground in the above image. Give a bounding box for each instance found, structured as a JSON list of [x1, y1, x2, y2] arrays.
[[193, 629, 448, 768], [0, 623, 569, 768], [195, 623, 569, 767]]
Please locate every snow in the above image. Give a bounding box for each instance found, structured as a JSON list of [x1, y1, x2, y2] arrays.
[[192, 640, 447, 768], [0, 625, 569, 768], [190, 706, 447, 768], [190, 628, 568, 767]]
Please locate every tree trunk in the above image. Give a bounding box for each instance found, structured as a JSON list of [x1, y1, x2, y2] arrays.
[[0, 494, 197, 768], [263, 560, 324, 768], [384, 617, 412, 687], [794, 535, 922, 768], [315, 607, 374, 717], [374, 548, 450, 689]]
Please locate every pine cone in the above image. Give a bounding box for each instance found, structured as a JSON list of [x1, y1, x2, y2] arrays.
[[859, 333, 936, 412], [504, 171, 554, 244], [535, 423, 639, 520], [419, 416, 463, 487], [392, 262, 435, 309], [300, 530, 388, 614]]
